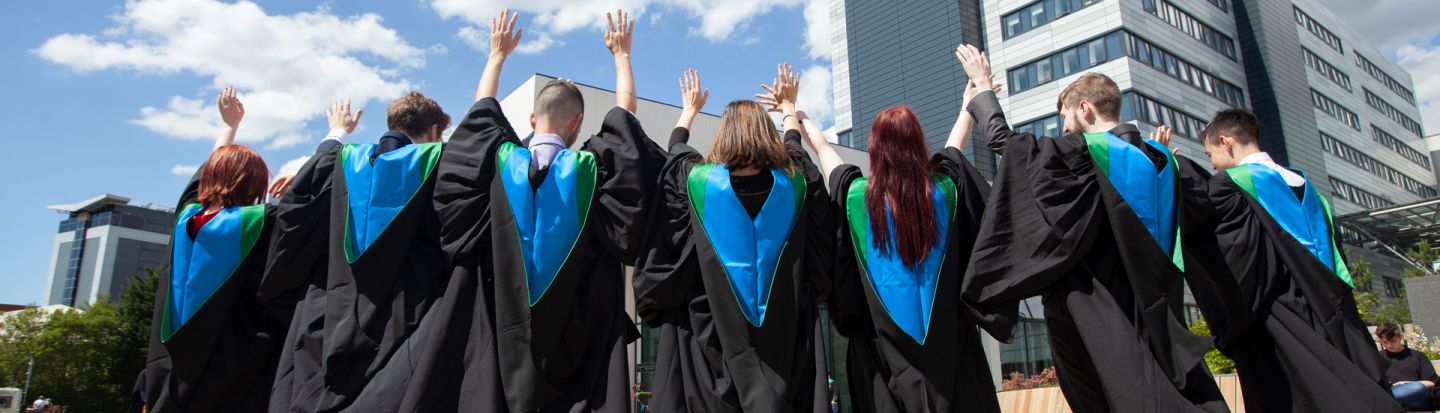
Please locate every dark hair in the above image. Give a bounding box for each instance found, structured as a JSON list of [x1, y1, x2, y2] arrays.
[[1376, 322, 1401, 340], [866, 106, 938, 268], [705, 100, 792, 171], [1201, 108, 1259, 146], [387, 91, 451, 140], [1057, 73, 1121, 121], [198, 145, 269, 210], [535, 80, 585, 121]]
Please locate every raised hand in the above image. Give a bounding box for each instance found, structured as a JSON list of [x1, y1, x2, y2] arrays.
[[955, 44, 993, 91], [491, 9, 522, 58], [676, 69, 709, 129], [962, 74, 1002, 110], [477, 9, 523, 100], [218, 86, 245, 130], [269, 174, 294, 199], [755, 62, 799, 115], [1151, 125, 1177, 155], [605, 10, 634, 57], [327, 98, 363, 134]]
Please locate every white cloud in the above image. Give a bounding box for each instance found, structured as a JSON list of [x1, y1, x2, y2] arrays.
[[1395, 44, 1440, 135], [35, 0, 428, 149], [801, 0, 830, 61], [797, 64, 833, 126], [171, 164, 199, 176], [275, 155, 312, 178], [429, 0, 810, 54]]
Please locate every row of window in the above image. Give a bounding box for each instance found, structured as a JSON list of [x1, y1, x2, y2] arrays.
[[1363, 88, 1424, 137], [1008, 30, 1246, 108], [1355, 54, 1417, 105], [1303, 47, 1352, 91], [1008, 31, 1124, 93], [1310, 89, 1361, 131], [1142, 0, 1237, 60], [1320, 133, 1437, 197], [1330, 177, 1392, 209], [1002, 0, 1104, 39], [1204, 0, 1229, 13], [1122, 91, 1210, 141], [1011, 90, 1210, 142], [1294, 6, 1343, 53], [1125, 32, 1246, 107], [1371, 126, 1432, 171]]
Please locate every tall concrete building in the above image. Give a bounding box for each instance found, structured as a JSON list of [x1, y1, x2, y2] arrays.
[[829, 0, 1432, 400], [45, 194, 173, 307]]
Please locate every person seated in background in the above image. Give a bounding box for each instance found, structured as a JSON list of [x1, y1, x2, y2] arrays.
[[1377, 323, 1439, 410]]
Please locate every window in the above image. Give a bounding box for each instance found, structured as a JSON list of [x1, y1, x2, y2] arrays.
[[1330, 178, 1393, 209], [1355, 54, 1417, 105], [1015, 113, 1064, 138], [1123, 91, 1210, 141], [1008, 32, 1125, 94], [1383, 278, 1404, 298], [1321, 133, 1436, 197], [1303, 48, 1352, 91], [1205, 0, 1228, 13], [1310, 89, 1361, 131], [1002, 0, 1104, 39], [1294, 6, 1343, 53], [1371, 126, 1432, 170], [1123, 32, 1247, 107], [1144, 0, 1238, 60], [1363, 88, 1424, 137]]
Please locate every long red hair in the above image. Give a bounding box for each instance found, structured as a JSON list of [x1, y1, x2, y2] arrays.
[[198, 145, 269, 211], [866, 106, 938, 267]]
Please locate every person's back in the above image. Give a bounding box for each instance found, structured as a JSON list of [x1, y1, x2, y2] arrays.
[[1183, 109, 1401, 413], [635, 65, 833, 413], [955, 46, 1226, 413], [823, 102, 1000, 412]]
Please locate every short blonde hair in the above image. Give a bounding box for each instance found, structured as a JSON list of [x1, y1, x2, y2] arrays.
[[1057, 73, 1122, 121]]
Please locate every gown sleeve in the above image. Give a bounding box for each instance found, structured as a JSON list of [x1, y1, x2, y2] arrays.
[[932, 146, 991, 305], [960, 96, 1106, 341], [825, 164, 867, 336], [786, 129, 835, 299], [259, 146, 340, 302], [432, 97, 521, 256], [580, 107, 668, 265], [633, 135, 703, 327]]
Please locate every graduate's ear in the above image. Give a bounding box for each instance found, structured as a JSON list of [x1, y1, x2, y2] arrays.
[[567, 114, 584, 143], [530, 113, 538, 130], [428, 124, 441, 142]]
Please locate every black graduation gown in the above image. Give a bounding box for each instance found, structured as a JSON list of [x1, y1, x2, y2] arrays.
[[1183, 167, 1401, 413], [634, 128, 833, 413], [960, 91, 1227, 413], [827, 147, 999, 413], [376, 97, 663, 412], [263, 138, 448, 413], [144, 170, 287, 413]]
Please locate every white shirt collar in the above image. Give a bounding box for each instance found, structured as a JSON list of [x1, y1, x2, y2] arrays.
[[1240, 152, 1307, 187], [530, 133, 567, 148]]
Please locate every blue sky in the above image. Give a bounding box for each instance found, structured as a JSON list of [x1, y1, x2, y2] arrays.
[[0, 0, 833, 305], [0, 0, 1437, 306]]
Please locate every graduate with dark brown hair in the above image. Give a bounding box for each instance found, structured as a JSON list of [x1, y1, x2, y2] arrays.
[[262, 87, 450, 412], [375, 8, 665, 412], [634, 64, 832, 413], [1182, 109, 1401, 413], [954, 45, 1228, 413], [806, 71, 1001, 412]]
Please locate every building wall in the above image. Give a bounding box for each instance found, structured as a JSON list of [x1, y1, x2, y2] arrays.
[[1405, 275, 1440, 338], [46, 207, 173, 307]]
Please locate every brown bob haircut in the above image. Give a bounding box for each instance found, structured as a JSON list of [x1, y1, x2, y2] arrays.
[[1057, 73, 1122, 121], [705, 100, 793, 171], [198, 145, 270, 210], [387, 91, 451, 139]]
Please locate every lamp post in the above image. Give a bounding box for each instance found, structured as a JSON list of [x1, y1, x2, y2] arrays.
[[22, 355, 33, 407]]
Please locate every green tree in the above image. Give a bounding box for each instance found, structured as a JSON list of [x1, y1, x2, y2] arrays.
[[0, 267, 159, 412], [1403, 239, 1439, 279], [1350, 259, 1412, 325], [1187, 318, 1235, 374]]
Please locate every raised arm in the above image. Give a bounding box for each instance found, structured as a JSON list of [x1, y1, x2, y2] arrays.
[[956, 44, 1032, 151], [606, 10, 636, 112], [946, 75, 1001, 151], [796, 109, 842, 179], [675, 69, 708, 130], [757, 62, 801, 132], [476, 9, 522, 101], [215, 86, 244, 149]]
